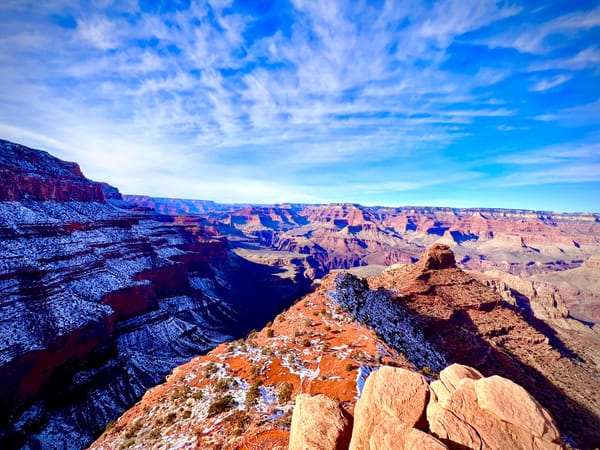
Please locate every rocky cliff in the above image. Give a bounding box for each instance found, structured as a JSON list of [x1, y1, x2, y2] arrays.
[[90, 244, 599, 449], [0, 140, 310, 449], [0, 140, 110, 202]]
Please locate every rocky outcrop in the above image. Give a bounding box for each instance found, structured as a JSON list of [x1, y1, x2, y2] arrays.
[[0, 139, 111, 202], [349, 366, 429, 450], [417, 243, 456, 271], [89, 272, 413, 450], [289, 364, 561, 450], [369, 246, 600, 448], [289, 394, 352, 450], [428, 364, 561, 449], [122, 195, 226, 215]]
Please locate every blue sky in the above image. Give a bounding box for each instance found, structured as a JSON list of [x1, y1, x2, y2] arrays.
[[0, 0, 599, 211]]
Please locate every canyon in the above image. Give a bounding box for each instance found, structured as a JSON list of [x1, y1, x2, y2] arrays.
[[90, 244, 599, 449], [1, 139, 599, 449], [0, 140, 309, 449]]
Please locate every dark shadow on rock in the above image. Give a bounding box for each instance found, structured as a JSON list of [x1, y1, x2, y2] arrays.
[[404, 300, 600, 449]]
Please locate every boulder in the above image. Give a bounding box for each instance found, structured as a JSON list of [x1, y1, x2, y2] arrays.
[[288, 394, 352, 450], [368, 420, 448, 450], [427, 364, 562, 450], [349, 366, 429, 450]]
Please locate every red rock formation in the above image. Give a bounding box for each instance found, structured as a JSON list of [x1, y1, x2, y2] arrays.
[[428, 364, 562, 449], [0, 139, 112, 202], [369, 246, 600, 448], [89, 245, 595, 449], [289, 394, 352, 450]]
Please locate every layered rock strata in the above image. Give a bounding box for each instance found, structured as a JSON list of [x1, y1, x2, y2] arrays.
[[0, 140, 309, 449]]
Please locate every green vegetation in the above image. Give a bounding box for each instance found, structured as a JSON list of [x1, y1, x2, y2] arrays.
[[278, 381, 293, 404], [171, 385, 192, 401], [226, 410, 251, 435], [123, 421, 142, 439], [266, 328, 275, 338], [214, 377, 230, 392], [207, 394, 235, 417], [245, 379, 262, 406], [205, 361, 218, 376], [164, 412, 177, 426]]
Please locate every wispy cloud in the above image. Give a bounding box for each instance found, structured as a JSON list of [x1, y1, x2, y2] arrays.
[[0, 0, 598, 210], [529, 74, 572, 91], [482, 5, 600, 54]]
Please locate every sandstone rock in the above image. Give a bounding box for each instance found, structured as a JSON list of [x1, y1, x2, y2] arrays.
[[418, 244, 456, 271], [427, 364, 562, 450], [368, 420, 448, 450], [368, 419, 407, 450], [349, 366, 429, 450], [288, 394, 352, 450], [439, 363, 483, 392], [403, 428, 448, 450], [475, 375, 560, 443]]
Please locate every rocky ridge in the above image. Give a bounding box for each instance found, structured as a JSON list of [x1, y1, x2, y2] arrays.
[[91, 244, 598, 449]]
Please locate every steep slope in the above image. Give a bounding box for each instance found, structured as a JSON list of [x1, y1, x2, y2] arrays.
[[369, 244, 600, 448], [0, 140, 310, 449], [91, 244, 596, 449]]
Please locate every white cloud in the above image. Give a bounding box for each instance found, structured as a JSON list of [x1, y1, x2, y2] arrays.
[[0, 0, 598, 205], [529, 74, 572, 91], [482, 5, 600, 54]]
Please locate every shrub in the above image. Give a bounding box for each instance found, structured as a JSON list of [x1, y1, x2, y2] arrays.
[[277, 410, 293, 429], [164, 412, 177, 426], [119, 437, 137, 449], [301, 338, 310, 347], [266, 328, 275, 338], [214, 377, 230, 392], [245, 380, 262, 406], [278, 381, 293, 404], [171, 385, 192, 401], [227, 411, 251, 435], [205, 362, 218, 377], [148, 427, 161, 439], [207, 395, 235, 417], [124, 421, 142, 439], [182, 409, 192, 420], [421, 366, 433, 377], [345, 363, 356, 371], [262, 346, 274, 356], [192, 388, 204, 400]]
